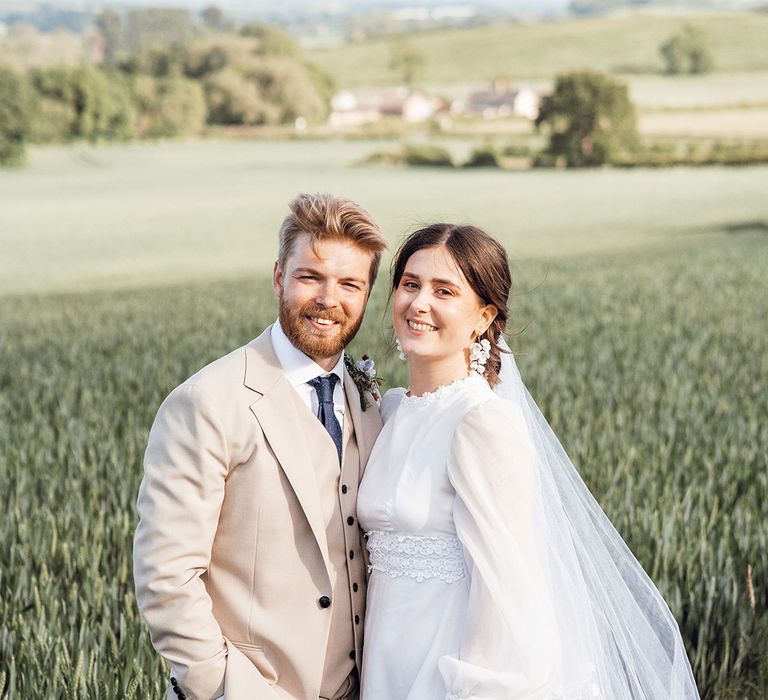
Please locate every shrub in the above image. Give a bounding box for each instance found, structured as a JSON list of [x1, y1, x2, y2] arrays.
[[463, 143, 500, 168], [132, 75, 206, 138], [402, 143, 453, 167], [660, 25, 715, 75], [240, 22, 300, 58], [30, 66, 135, 142], [203, 68, 278, 125], [501, 143, 534, 158], [610, 140, 768, 168], [0, 66, 34, 166], [247, 57, 326, 124]]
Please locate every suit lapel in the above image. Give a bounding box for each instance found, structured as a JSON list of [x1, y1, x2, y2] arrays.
[[343, 369, 382, 479], [244, 329, 332, 581]]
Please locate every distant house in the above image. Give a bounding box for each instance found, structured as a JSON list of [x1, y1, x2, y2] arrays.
[[463, 80, 540, 120], [328, 91, 381, 127], [329, 88, 438, 127]]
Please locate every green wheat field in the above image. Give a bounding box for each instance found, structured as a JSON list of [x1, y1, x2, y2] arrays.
[[1, 140, 766, 698]]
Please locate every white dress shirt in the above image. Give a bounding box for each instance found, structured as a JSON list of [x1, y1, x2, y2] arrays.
[[270, 320, 346, 432]]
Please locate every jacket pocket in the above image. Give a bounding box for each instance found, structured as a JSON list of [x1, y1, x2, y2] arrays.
[[229, 641, 278, 685]]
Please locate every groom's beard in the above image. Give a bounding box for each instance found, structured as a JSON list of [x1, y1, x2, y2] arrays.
[[278, 296, 364, 361]]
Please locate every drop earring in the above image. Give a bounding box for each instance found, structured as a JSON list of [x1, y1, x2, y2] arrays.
[[469, 338, 491, 375], [395, 338, 406, 360]]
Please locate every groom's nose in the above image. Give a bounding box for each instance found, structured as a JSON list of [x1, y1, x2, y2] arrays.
[[315, 281, 340, 308]]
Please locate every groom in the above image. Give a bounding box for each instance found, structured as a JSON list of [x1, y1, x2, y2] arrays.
[[133, 193, 387, 700]]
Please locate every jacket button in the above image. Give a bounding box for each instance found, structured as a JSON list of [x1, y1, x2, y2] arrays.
[[318, 595, 332, 608], [355, 615, 360, 624], [353, 582, 359, 592], [341, 484, 348, 494], [349, 650, 356, 660], [347, 516, 354, 525], [349, 550, 354, 559]]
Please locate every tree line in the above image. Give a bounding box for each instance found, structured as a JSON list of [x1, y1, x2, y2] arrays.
[[0, 17, 334, 166]]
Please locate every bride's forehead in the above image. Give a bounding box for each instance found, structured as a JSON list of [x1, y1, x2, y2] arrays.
[[404, 246, 466, 285]]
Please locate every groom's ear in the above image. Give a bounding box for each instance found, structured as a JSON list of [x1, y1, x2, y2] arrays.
[[273, 261, 283, 297]]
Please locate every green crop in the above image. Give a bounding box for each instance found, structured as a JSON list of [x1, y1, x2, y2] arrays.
[[1, 229, 766, 698]]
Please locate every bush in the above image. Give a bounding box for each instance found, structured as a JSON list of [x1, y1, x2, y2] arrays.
[[132, 75, 206, 138], [240, 22, 300, 58], [247, 57, 326, 124], [501, 143, 534, 158], [402, 143, 453, 167], [463, 143, 500, 168], [30, 66, 135, 142], [357, 143, 454, 167], [611, 140, 768, 168], [660, 25, 715, 75], [203, 68, 278, 125], [181, 37, 332, 126], [0, 66, 34, 166], [535, 71, 639, 167], [357, 148, 408, 166]]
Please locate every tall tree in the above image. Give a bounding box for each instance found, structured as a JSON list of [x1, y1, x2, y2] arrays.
[[240, 22, 299, 57], [535, 71, 639, 167], [660, 25, 715, 75], [124, 9, 194, 56], [201, 6, 225, 32], [96, 8, 122, 66], [389, 38, 425, 86]]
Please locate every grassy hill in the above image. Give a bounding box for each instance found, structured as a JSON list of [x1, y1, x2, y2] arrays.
[[306, 12, 768, 87]]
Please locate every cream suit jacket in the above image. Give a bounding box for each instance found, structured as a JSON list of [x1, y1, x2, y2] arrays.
[[133, 327, 382, 700]]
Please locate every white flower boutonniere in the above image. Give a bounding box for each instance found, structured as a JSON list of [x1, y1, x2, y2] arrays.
[[344, 353, 383, 411]]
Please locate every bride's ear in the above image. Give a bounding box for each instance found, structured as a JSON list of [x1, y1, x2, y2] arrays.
[[476, 304, 498, 338]]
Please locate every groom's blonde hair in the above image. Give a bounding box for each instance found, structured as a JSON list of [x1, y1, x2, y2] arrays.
[[278, 193, 388, 290]]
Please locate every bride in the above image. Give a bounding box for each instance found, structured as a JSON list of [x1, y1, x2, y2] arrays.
[[357, 224, 700, 700]]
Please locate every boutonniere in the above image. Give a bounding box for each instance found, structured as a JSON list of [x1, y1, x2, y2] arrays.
[[344, 353, 383, 411]]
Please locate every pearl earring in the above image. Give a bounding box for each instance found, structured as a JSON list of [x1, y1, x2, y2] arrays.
[[395, 337, 406, 360], [469, 338, 491, 375]]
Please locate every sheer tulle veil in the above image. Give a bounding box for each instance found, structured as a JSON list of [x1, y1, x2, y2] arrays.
[[493, 337, 700, 699]]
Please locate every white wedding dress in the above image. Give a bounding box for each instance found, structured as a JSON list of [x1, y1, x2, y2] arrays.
[[357, 368, 699, 700]]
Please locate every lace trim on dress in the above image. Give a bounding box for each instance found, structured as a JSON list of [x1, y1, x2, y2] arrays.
[[366, 530, 465, 583], [445, 675, 602, 700], [400, 374, 480, 408]]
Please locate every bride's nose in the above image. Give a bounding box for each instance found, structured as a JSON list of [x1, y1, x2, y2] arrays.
[[409, 289, 431, 314]]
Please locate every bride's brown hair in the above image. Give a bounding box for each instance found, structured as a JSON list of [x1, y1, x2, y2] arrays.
[[391, 223, 511, 387]]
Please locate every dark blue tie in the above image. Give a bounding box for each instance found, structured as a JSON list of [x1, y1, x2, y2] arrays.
[[307, 375, 342, 464]]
